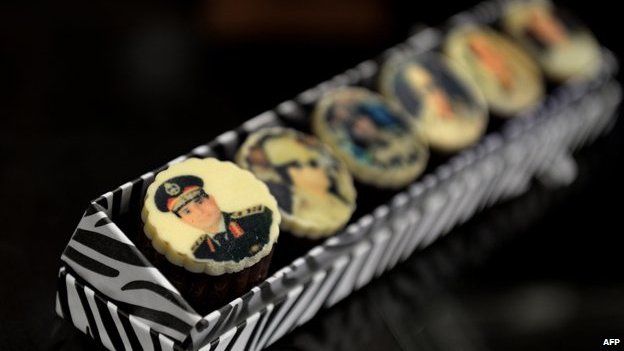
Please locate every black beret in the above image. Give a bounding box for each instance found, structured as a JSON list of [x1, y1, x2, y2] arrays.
[[154, 175, 204, 212]]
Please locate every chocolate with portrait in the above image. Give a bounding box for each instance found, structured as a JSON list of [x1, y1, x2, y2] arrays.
[[444, 25, 545, 116], [313, 88, 429, 188], [237, 127, 357, 239], [154, 175, 272, 263], [501, 0, 602, 81], [327, 102, 420, 169], [246, 134, 347, 215], [380, 51, 489, 152], [528, 11, 578, 51], [393, 55, 481, 119], [141, 158, 281, 313]]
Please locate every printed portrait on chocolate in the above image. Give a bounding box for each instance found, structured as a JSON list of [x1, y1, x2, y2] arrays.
[[154, 175, 273, 262], [504, 0, 588, 57], [466, 32, 516, 92], [394, 55, 481, 121], [445, 25, 544, 116], [523, 5, 577, 52], [502, 0, 601, 81], [244, 133, 354, 228], [327, 98, 420, 169]]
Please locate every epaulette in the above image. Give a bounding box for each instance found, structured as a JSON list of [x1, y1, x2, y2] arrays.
[[190, 234, 209, 252], [231, 205, 265, 218]]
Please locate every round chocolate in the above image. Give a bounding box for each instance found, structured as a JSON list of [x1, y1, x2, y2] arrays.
[[141, 158, 281, 275], [444, 25, 545, 117], [236, 127, 356, 238], [502, 0, 602, 82], [312, 87, 429, 188], [380, 52, 489, 152]]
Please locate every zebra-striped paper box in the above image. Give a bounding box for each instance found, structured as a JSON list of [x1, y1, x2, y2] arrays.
[[55, 1, 621, 350]]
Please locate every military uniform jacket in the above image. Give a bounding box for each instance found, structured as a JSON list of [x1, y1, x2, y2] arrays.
[[192, 206, 273, 262]]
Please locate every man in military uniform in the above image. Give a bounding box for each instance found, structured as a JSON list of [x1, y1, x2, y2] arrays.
[[155, 175, 273, 262]]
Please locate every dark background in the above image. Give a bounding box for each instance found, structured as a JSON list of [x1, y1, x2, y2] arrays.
[[1, 0, 622, 350]]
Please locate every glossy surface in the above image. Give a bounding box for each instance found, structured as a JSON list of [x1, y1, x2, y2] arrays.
[[236, 128, 356, 238], [313, 87, 429, 188], [444, 25, 545, 116], [380, 52, 488, 152]]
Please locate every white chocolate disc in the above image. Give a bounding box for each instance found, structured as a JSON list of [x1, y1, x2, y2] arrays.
[[502, 0, 602, 82], [445, 25, 545, 117], [380, 52, 489, 152], [142, 158, 281, 275], [312, 87, 429, 188], [236, 127, 356, 239]]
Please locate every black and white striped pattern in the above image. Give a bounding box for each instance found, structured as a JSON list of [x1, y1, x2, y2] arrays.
[[60, 204, 201, 342], [56, 0, 621, 349], [56, 267, 182, 351]]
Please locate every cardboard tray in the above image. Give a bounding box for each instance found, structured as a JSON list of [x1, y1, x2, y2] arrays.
[[55, 1, 622, 350]]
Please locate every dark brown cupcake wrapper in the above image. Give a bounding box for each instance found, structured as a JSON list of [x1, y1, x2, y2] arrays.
[[137, 231, 275, 315]]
